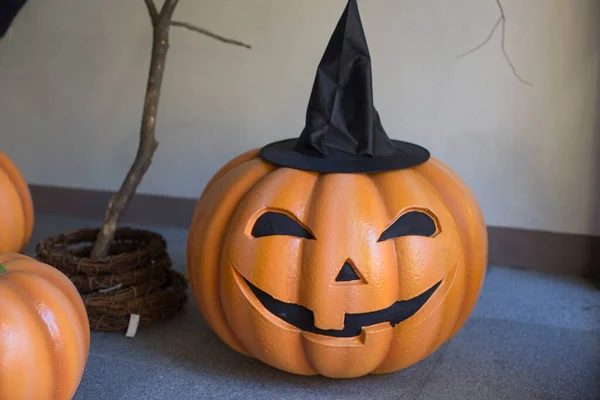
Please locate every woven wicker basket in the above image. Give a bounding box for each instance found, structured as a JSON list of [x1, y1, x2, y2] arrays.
[[35, 227, 188, 332]]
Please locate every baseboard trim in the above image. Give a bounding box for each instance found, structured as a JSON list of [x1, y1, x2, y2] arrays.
[[488, 226, 599, 279], [29, 184, 599, 279], [29, 184, 198, 228]]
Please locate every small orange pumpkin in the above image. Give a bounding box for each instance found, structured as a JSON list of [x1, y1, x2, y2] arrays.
[[0, 152, 34, 253], [0, 253, 90, 399], [187, 149, 488, 378]]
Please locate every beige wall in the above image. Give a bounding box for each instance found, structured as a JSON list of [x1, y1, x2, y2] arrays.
[[1, 0, 599, 235]]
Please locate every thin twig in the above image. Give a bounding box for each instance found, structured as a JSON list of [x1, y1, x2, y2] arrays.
[[497, 0, 532, 86], [171, 21, 252, 49], [143, 0, 158, 23], [456, 17, 501, 59], [456, 0, 532, 86]]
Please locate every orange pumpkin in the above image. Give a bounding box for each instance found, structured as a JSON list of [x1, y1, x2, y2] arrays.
[[187, 148, 488, 378], [0, 152, 34, 253], [0, 253, 90, 399]]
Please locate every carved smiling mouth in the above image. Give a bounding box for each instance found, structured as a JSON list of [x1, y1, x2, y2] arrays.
[[244, 278, 442, 338]]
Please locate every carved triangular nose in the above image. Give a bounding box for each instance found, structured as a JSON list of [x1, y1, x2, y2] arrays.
[[335, 261, 362, 282]]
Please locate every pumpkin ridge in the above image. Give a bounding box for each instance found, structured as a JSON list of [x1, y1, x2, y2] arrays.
[[224, 166, 318, 304], [368, 172, 398, 303], [188, 156, 265, 288], [197, 149, 262, 208], [414, 159, 487, 337], [207, 159, 274, 356], [0, 153, 34, 252], [298, 169, 321, 306], [0, 170, 26, 252], [411, 165, 468, 335], [370, 169, 449, 301], [3, 258, 91, 350], [298, 171, 331, 373], [0, 278, 56, 398], [218, 163, 278, 282], [4, 272, 77, 398], [12, 270, 88, 393], [396, 259, 459, 333], [186, 150, 261, 286]]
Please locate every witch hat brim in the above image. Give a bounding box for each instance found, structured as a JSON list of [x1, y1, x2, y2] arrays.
[[259, 0, 430, 173], [260, 139, 429, 173]]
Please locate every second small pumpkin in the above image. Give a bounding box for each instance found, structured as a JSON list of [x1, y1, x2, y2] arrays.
[[0, 152, 34, 253], [0, 253, 89, 400]]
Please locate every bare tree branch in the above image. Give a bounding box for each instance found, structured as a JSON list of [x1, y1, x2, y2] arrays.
[[143, 0, 158, 23], [91, 2, 172, 258], [457, 0, 532, 86], [171, 21, 252, 49], [159, 0, 179, 21], [92, 0, 252, 257]]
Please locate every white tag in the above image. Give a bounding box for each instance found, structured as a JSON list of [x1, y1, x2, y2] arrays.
[[125, 314, 140, 337]]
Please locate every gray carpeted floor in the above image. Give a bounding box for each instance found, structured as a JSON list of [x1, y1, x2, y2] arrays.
[[25, 214, 600, 400]]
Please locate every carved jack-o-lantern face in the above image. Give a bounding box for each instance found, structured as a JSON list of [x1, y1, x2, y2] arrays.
[[187, 149, 488, 378], [245, 208, 443, 339]]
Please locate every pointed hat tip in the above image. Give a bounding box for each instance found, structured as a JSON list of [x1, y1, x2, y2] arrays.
[[294, 0, 393, 159], [258, 0, 431, 173]]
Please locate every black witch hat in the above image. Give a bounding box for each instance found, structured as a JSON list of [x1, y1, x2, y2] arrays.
[[259, 0, 430, 173]]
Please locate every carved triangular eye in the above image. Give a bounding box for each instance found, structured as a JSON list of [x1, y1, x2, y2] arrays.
[[252, 211, 314, 239], [335, 261, 362, 282], [378, 211, 437, 242]]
